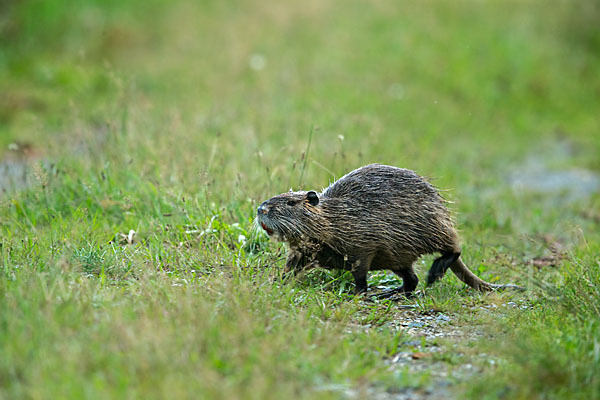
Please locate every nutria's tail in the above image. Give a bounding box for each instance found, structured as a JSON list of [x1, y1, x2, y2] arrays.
[[451, 258, 525, 291], [448, 257, 492, 291], [428, 253, 524, 291]]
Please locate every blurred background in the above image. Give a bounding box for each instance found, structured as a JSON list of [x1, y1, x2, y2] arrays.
[[1, 0, 599, 225]]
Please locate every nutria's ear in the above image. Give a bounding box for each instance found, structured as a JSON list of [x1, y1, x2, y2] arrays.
[[306, 191, 319, 206]]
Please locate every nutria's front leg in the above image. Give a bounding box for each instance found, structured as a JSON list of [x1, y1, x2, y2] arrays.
[[284, 247, 321, 277], [284, 248, 303, 276]]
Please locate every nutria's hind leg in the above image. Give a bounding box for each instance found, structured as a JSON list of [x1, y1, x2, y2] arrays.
[[372, 269, 417, 299], [371, 269, 419, 299], [392, 268, 419, 295], [427, 251, 461, 286], [371, 258, 419, 299], [352, 271, 368, 294]]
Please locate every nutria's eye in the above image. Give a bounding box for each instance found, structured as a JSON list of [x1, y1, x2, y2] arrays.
[[306, 191, 319, 206], [287, 200, 298, 206]]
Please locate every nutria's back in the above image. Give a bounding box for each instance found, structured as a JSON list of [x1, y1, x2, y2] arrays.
[[316, 164, 459, 256], [322, 164, 436, 201]]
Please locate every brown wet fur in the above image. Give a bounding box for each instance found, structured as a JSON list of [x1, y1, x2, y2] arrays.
[[257, 164, 520, 295]]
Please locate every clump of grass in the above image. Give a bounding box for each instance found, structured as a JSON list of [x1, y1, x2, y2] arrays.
[[465, 246, 600, 399], [73, 244, 106, 275]]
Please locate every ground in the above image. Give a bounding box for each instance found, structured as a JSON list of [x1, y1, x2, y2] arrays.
[[1, 0, 599, 399]]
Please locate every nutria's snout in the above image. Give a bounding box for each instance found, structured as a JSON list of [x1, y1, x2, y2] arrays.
[[257, 202, 268, 215], [257, 201, 275, 235]]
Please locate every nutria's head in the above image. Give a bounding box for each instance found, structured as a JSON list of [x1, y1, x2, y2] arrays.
[[257, 190, 321, 242]]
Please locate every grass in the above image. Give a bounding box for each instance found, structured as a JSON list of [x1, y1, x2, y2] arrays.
[[1, 0, 600, 398]]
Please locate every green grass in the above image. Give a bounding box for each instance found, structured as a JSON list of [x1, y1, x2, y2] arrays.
[[1, 0, 599, 398]]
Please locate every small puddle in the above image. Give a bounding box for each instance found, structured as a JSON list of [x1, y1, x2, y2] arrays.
[[510, 167, 600, 199], [0, 142, 43, 195], [0, 127, 113, 197], [0, 158, 31, 194], [508, 139, 600, 202]]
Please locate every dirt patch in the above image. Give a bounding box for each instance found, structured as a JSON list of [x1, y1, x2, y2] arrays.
[[347, 300, 528, 400], [382, 309, 480, 400], [333, 305, 486, 399]]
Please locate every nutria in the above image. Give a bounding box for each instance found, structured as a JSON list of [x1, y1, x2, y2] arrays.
[[257, 164, 521, 295]]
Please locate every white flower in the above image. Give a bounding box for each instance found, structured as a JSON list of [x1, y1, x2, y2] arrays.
[[249, 53, 267, 71]]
